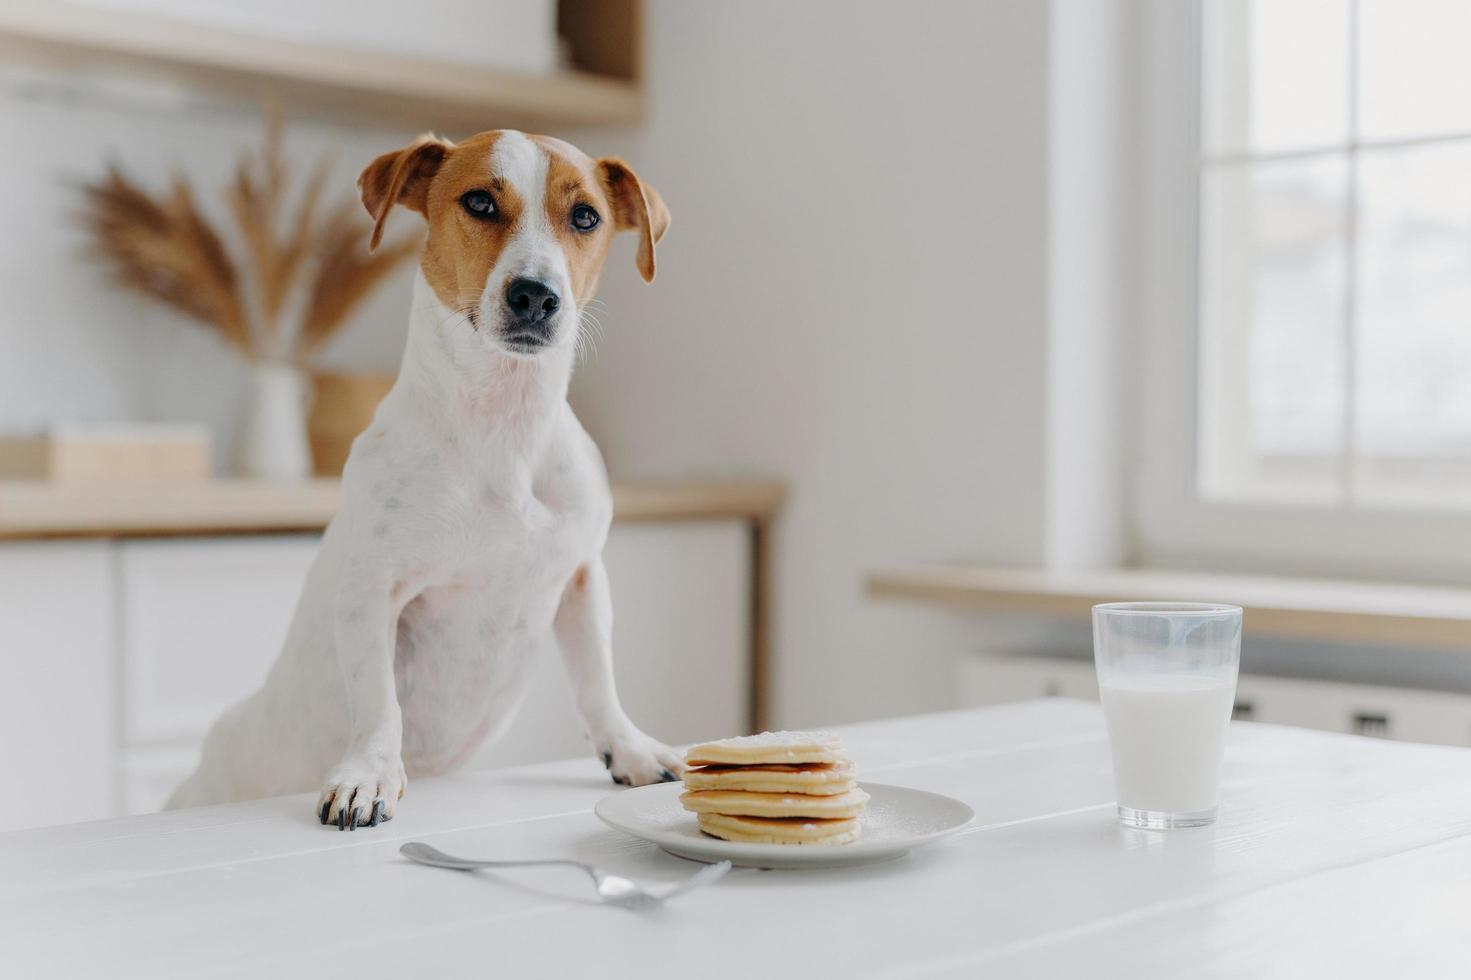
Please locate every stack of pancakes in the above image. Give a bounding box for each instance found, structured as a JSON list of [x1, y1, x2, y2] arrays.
[[680, 731, 868, 845]]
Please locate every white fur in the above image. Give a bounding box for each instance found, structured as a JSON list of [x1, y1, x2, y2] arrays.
[[487, 132, 567, 300], [168, 135, 681, 827]]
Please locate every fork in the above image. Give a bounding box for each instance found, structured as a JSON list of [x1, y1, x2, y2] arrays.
[[399, 841, 731, 909]]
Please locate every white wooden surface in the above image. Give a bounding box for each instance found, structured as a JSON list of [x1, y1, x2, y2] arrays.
[[4, 700, 1470, 978]]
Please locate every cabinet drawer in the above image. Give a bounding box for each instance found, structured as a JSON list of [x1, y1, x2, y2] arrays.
[[958, 655, 1097, 706], [471, 520, 750, 769], [119, 535, 318, 744], [121, 744, 203, 816], [960, 655, 1471, 747], [1231, 674, 1471, 745], [0, 541, 115, 830]]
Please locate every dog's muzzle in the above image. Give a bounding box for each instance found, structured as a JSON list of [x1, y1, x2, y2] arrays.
[[501, 277, 560, 352]]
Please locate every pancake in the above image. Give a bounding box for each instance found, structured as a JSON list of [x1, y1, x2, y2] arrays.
[[685, 731, 845, 767], [696, 811, 861, 845], [681, 787, 870, 819], [681, 761, 856, 796]]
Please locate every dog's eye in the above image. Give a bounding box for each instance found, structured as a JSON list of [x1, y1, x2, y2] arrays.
[[461, 191, 496, 218], [571, 204, 600, 232]]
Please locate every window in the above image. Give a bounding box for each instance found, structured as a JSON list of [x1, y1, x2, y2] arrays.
[[1199, 0, 1471, 508], [1134, 0, 1471, 578]]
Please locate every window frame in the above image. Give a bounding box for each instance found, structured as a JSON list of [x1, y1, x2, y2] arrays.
[[1131, 0, 1471, 584]]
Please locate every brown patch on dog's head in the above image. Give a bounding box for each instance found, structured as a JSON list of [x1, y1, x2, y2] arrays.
[[529, 135, 621, 303], [358, 130, 669, 348]]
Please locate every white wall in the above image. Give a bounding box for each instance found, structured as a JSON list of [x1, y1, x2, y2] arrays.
[[0, 74, 419, 472], [1043, 0, 1136, 570], [564, 0, 1056, 726]]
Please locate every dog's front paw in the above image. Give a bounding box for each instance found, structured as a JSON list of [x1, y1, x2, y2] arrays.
[[594, 728, 684, 787], [317, 753, 406, 831]]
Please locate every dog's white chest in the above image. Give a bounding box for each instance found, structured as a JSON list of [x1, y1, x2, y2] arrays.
[[389, 484, 596, 773], [460, 487, 588, 590]]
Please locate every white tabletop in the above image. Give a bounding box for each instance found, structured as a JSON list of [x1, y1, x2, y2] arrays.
[[4, 699, 1471, 978]]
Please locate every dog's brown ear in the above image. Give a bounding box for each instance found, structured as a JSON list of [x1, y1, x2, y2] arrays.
[[598, 158, 669, 283], [358, 134, 453, 251]]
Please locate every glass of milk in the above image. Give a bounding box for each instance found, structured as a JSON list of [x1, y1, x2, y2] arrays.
[[1093, 602, 1242, 829]]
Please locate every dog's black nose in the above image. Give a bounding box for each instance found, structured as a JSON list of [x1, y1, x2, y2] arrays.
[[505, 278, 560, 326]]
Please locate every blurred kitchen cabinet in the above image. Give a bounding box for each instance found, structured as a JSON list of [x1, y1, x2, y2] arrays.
[[126, 523, 749, 812], [606, 522, 749, 746], [118, 536, 317, 745], [472, 521, 749, 770], [115, 535, 319, 817], [1228, 674, 1471, 745], [0, 520, 751, 827], [959, 655, 1471, 747], [958, 655, 1098, 707], [0, 541, 115, 832]]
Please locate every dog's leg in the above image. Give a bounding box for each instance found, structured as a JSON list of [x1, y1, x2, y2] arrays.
[[555, 558, 684, 786], [316, 574, 408, 830]]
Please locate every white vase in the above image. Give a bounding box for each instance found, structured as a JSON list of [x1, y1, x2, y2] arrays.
[[241, 361, 313, 482]]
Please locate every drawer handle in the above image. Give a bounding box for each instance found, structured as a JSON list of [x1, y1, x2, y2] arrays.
[[1352, 712, 1390, 738]]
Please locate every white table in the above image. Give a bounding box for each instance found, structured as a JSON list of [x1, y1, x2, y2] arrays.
[[4, 699, 1471, 978]]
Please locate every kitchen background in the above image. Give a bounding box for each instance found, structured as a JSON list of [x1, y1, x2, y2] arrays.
[[4, 0, 1471, 833]]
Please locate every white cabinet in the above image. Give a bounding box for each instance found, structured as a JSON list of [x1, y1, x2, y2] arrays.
[[119, 537, 317, 745], [472, 521, 750, 770], [0, 521, 751, 829], [959, 655, 1471, 747], [116, 535, 320, 815], [606, 522, 749, 746], [958, 655, 1099, 706], [0, 541, 115, 831]]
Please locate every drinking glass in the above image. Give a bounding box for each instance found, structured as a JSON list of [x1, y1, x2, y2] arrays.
[[1092, 602, 1243, 829]]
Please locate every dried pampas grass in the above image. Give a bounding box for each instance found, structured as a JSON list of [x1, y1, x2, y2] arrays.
[[78, 111, 419, 364], [299, 200, 421, 360]]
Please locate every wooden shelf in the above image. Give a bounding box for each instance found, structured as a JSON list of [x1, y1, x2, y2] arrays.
[[0, 479, 785, 540], [867, 564, 1471, 651], [0, 1, 642, 132]]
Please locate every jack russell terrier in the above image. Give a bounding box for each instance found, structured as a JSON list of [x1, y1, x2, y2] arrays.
[[168, 130, 681, 829]]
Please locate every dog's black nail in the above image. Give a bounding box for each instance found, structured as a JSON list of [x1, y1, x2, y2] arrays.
[[601, 752, 612, 769], [338, 807, 349, 831], [349, 806, 361, 831], [659, 769, 676, 783], [369, 800, 384, 827], [319, 800, 331, 824]]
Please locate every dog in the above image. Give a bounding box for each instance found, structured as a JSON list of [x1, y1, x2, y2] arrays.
[[167, 130, 681, 829]]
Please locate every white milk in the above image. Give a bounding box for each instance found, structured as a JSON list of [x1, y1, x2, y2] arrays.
[[1099, 674, 1235, 814]]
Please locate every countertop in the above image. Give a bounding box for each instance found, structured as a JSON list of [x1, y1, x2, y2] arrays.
[[4, 699, 1470, 977], [869, 563, 1471, 650], [0, 479, 786, 539]]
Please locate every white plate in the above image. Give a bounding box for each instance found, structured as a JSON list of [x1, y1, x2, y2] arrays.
[[594, 782, 975, 870]]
